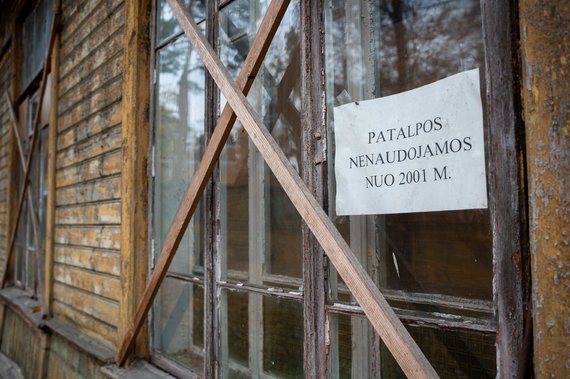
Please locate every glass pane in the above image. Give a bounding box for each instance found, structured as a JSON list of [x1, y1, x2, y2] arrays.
[[154, 37, 205, 277], [21, 0, 53, 89], [156, 0, 206, 45], [153, 278, 204, 374], [328, 313, 496, 378], [218, 0, 303, 284], [220, 290, 304, 378], [326, 0, 492, 300]]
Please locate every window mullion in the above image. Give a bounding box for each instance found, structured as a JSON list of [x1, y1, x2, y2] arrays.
[[301, 1, 328, 378], [204, 0, 220, 377]]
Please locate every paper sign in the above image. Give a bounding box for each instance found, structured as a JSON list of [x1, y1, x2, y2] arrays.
[[334, 69, 488, 216]]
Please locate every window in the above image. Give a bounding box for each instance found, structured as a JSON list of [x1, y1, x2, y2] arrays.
[[324, 1, 495, 376], [149, 0, 523, 377], [12, 0, 52, 296]]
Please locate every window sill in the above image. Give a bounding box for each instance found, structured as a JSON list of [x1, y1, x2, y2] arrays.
[[0, 287, 44, 329], [102, 361, 177, 379]]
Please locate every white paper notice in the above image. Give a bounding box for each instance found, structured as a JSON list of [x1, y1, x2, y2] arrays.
[[334, 69, 488, 216]]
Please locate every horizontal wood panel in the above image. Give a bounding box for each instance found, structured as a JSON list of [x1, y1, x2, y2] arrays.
[[61, 0, 124, 60], [60, 0, 121, 44], [52, 282, 119, 328], [52, 300, 118, 347], [56, 175, 121, 206], [59, 30, 124, 97], [54, 262, 121, 301], [58, 53, 123, 115], [54, 225, 120, 250], [59, 4, 125, 78], [57, 100, 122, 149], [57, 124, 121, 169], [54, 244, 120, 276], [56, 149, 121, 188], [58, 78, 122, 132], [55, 201, 121, 225]]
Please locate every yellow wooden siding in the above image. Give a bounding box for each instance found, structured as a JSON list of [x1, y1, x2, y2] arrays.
[[53, 0, 125, 348]]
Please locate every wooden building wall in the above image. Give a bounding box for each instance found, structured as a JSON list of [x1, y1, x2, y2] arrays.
[[52, 0, 124, 348], [0, 52, 11, 283]]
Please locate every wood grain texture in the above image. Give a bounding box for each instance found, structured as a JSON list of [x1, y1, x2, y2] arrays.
[[119, 0, 151, 356], [166, 0, 437, 377], [300, 0, 328, 377], [45, 7, 60, 317], [481, 1, 529, 377], [115, 0, 291, 365]]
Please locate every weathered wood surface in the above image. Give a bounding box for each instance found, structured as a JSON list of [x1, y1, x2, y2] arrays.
[[52, 282, 119, 327], [166, 0, 437, 377], [115, 0, 292, 365], [54, 245, 120, 276], [45, 3, 61, 317], [300, 1, 328, 377], [53, 4, 124, 341], [481, 1, 530, 377], [519, 1, 569, 377], [119, 0, 151, 356]]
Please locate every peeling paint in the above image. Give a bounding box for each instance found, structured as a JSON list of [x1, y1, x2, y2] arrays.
[[520, 0, 570, 377]]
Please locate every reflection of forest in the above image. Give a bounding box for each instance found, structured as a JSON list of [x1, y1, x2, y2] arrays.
[[331, 0, 491, 300], [333, 0, 483, 97]]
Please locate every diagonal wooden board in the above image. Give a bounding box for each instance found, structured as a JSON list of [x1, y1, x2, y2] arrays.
[[166, 0, 438, 377], [115, 0, 292, 366], [3, 92, 44, 308], [2, 12, 59, 288]]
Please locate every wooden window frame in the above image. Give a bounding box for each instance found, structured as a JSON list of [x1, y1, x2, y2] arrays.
[[118, 0, 528, 377], [2, 2, 58, 320]]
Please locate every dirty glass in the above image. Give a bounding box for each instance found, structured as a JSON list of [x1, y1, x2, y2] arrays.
[[328, 313, 496, 378], [21, 0, 53, 89], [153, 37, 205, 278], [156, 0, 206, 45], [218, 0, 303, 282], [220, 290, 304, 378], [152, 278, 204, 374], [326, 0, 492, 301], [14, 95, 47, 295]]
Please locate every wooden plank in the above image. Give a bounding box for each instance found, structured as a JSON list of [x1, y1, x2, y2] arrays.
[[53, 263, 121, 301], [58, 52, 122, 115], [3, 13, 59, 288], [61, 0, 122, 43], [45, 14, 60, 317], [57, 78, 122, 132], [115, 0, 291, 365], [55, 201, 121, 225], [59, 0, 123, 60], [300, 0, 328, 377], [54, 225, 120, 250], [57, 100, 121, 148], [481, 1, 529, 377], [47, 309, 117, 358], [167, 1, 437, 377], [59, 3, 125, 78], [54, 245, 120, 276], [52, 281, 119, 327], [55, 149, 121, 188], [56, 175, 120, 206], [56, 124, 121, 169], [119, 0, 151, 356]]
